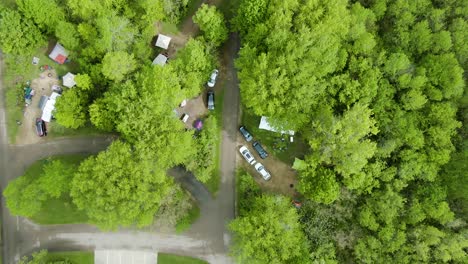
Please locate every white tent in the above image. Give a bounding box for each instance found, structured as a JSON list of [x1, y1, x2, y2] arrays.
[[62, 72, 76, 88], [152, 54, 168, 66], [155, 34, 171, 49], [259, 116, 295, 135], [48, 43, 69, 64], [41, 92, 61, 122]]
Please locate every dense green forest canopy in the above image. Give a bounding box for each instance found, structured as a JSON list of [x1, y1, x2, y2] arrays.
[[232, 0, 467, 263]]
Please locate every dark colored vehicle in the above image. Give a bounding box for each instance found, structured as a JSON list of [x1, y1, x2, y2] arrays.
[[35, 118, 46, 137], [252, 141, 268, 159], [207, 90, 214, 110], [239, 126, 253, 142]]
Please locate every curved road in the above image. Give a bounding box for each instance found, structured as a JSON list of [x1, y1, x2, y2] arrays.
[[0, 34, 241, 263]]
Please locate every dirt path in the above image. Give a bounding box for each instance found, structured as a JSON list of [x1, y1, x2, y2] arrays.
[[168, 166, 212, 204], [190, 31, 241, 245], [0, 31, 241, 263]]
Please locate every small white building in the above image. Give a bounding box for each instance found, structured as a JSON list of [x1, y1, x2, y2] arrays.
[[62, 72, 76, 88], [41, 92, 61, 122], [155, 34, 171, 49], [152, 54, 168, 66], [259, 116, 295, 135]]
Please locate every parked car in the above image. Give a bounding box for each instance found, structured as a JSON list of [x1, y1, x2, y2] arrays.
[[35, 118, 46, 137], [239, 126, 253, 142], [207, 90, 214, 110], [252, 141, 268, 159], [207, 69, 219, 87], [239, 146, 256, 165], [181, 113, 190, 123], [255, 163, 271, 180]]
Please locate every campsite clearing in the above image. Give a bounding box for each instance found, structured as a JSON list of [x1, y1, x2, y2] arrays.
[[16, 69, 60, 145], [241, 110, 308, 165], [4, 44, 78, 143]]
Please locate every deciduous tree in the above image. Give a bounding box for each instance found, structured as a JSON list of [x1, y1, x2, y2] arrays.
[[55, 21, 80, 50], [74, 74, 92, 91], [193, 4, 228, 46], [0, 9, 44, 55], [54, 89, 87, 129], [71, 141, 173, 229], [229, 195, 310, 264], [172, 38, 214, 98], [294, 158, 340, 204], [186, 115, 219, 183], [101, 51, 137, 81]]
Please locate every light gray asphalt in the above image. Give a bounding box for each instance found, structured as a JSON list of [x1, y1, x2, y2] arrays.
[[0, 32, 241, 264]]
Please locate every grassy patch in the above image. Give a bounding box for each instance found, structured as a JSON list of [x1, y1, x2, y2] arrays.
[[22, 155, 90, 225], [175, 205, 200, 233], [157, 253, 207, 264], [48, 121, 105, 139], [5, 84, 23, 143], [161, 22, 180, 34], [205, 89, 225, 196], [30, 195, 88, 225], [45, 251, 94, 264], [241, 109, 308, 165]]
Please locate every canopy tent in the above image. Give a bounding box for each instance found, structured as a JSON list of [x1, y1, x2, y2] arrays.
[[152, 54, 168, 66], [155, 34, 171, 49], [48, 43, 69, 64], [62, 72, 76, 88], [259, 116, 295, 135], [41, 92, 61, 122]]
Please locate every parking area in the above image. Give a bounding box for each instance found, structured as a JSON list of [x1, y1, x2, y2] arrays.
[[94, 250, 157, 264], [236, 131, 299, 197]]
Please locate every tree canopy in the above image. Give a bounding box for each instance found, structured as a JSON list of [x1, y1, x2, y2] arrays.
[[229, 195, 310, 264], [71, 141, 173, 229], [232, 0, 467, 262], [4, 158, 80, 218]]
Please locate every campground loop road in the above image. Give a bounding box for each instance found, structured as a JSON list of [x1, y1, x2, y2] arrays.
[[0, 33, 241, 263]]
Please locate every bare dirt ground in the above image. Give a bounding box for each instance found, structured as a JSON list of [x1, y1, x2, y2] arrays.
[[16, 69, 60, 145], [236, 133, 299, 197], [175, 94, 208, 129]]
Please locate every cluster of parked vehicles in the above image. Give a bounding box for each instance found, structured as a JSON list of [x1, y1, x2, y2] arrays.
[[238, 126, 271, 181]]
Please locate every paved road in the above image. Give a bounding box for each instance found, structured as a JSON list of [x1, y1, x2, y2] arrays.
[[0, 34, 241, 264]]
